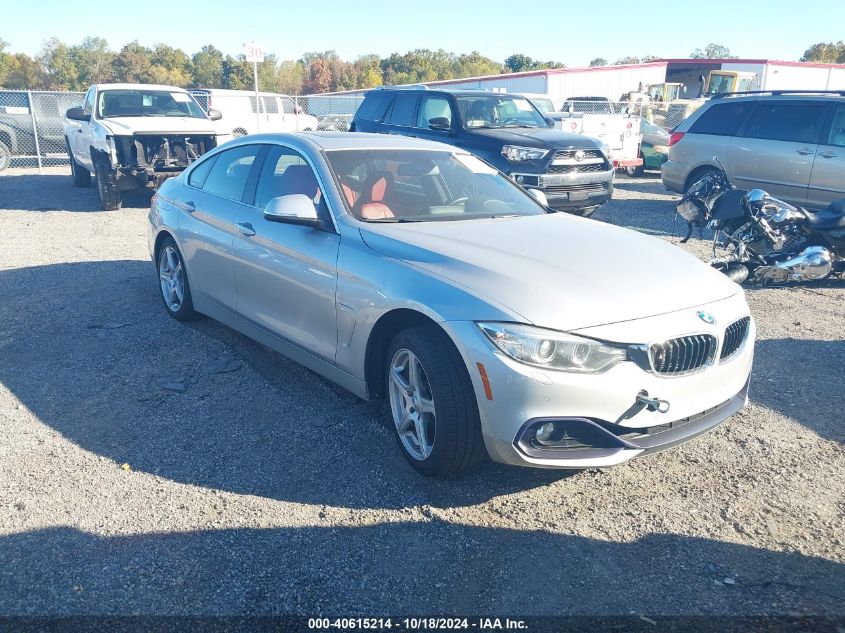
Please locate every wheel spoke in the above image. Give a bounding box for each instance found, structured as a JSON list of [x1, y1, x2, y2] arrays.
[[414, 416, 429, 458], [417, 396, 435, 415], [408, 356, 421, 392], [390, 364, 413, 400]]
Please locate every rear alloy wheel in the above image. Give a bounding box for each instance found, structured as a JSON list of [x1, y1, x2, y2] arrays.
[[66, 139, 91, 187], [386, 326, 485, 477], [157, 238, 199, 321], [0, 141, 11, 172]]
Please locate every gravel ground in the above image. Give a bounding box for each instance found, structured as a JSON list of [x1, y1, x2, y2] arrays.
[[0, 167, 843, 617]]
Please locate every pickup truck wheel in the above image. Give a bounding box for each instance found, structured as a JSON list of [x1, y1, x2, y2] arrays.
[[94, 158, 121, 211], [0, 141, 11, 172], [66, 140, 91, 187], [385, 326, 485, 477]]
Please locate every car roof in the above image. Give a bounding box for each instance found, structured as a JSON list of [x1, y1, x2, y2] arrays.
[[95, 83, 190, 92], [226, 131, 462, 152], [710, 92, 845, 102], [369, 88, 529, 98]]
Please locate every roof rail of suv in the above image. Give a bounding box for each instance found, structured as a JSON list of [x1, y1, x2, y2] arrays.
[[711, 90, 845, 99], [373, 85, 429, 91]]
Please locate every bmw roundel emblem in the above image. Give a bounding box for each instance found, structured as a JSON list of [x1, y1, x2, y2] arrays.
[[697, 310, 716, 325]]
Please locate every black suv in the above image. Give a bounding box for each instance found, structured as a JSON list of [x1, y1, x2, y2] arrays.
[[351, 88, 615, 215]]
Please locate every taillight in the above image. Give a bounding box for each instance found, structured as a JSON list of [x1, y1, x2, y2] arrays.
[[669, 132, 685, 146], [570, 122, 577, 130]]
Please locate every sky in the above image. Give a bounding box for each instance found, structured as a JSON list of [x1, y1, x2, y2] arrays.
[[2, 0, 844, 67]]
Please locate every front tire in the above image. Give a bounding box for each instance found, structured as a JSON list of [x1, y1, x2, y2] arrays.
[[66, 139, 91, 187], [386, 326, 485, 477], [94, 157, 121, 210], [156, 237, 199, 321]]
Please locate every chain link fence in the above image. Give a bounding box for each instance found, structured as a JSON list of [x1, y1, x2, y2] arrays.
[[553, 99, 703, 131], [0, 90, 84, 171]]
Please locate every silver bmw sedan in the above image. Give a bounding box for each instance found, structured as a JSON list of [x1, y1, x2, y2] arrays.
[[148, 132, 755, 477]]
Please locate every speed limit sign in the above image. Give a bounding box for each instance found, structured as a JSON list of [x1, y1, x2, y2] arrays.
[[243, 41, 265, 63]]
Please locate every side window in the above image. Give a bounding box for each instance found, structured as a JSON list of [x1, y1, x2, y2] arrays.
[[384, 94, 418, 127], [253, 145, 321, 211], [742, 103, 827, 144], [281, 98, 296, 114], [201, 145, 260, 202], [416, 96, 452, 128], [689, 101, 755, 136], [826, 105, 845, 147], [82, 88, 95, 117], [262, 96, 279, 114], [188, 155, 218, 188]]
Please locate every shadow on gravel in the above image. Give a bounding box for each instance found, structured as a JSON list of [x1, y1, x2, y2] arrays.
[[612, 179, 676, 198], [752, 338, 845, 444], [0, 260, 571, 510], [0, 174, 151, 212], [1, 522, 842, 615]]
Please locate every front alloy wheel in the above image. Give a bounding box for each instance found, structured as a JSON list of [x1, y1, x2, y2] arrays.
[[389, 348, 436, 460]]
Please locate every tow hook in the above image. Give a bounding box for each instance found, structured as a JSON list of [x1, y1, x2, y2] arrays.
[[636, 390, 670, 413]]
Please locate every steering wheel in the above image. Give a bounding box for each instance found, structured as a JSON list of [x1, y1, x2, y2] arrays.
[[446, 195, 469, 206]]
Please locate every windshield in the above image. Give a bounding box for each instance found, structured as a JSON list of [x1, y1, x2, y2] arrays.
[[456, 96, 547, 129], [98, 90, 207, 119], [325, 149, 547, 223]]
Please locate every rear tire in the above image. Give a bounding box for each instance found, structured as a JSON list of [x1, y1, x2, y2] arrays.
[[0, 141, 11, 172], [685, 167, 721, 194], [94, 157, 121, 211], [66, 139, 91, 187], [156, 237, 199, 322], [385, 326, 485, 478]]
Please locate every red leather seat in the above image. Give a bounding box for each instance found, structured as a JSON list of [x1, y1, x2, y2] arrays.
[[358, 172, 394, 220]]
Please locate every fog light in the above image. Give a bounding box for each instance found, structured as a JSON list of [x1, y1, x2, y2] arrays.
[[516, 175, 525, 183], [535, 422, 555, 443]]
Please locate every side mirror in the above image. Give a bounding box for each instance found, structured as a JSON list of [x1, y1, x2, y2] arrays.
[[545, 116, 555, 127], [207, 108, 223, 121], [264, 194, 323, 228], [66, 107, 89, 122], [526, 188, 549, 207], [428, 117, 451, 131]]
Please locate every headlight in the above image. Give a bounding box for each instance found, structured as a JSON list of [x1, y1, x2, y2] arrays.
[[599, 143, 611, 159], [501, 145, 549, 162], [477, 322, 628, 373]]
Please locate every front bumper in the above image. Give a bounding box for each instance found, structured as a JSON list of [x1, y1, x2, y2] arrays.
[[512, 168, 614, 211], [442, 293, 755, 469]]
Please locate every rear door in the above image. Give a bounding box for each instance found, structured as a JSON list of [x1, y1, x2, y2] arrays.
[[178, 144, 264, 311], [379, 93, 419, 137], [727, 100, 828, 204], [807, 103, 845, 209]]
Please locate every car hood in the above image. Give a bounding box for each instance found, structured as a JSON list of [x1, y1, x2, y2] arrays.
[[470, 127, 599, 150], [99, 116, 219, 135], [359, 213, 739, 332]]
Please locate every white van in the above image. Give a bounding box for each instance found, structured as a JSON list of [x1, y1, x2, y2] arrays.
[[189, 89, 318, 137]]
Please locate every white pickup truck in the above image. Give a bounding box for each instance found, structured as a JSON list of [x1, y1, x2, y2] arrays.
[[64, 83, 225, 210], [525, 96, 643, 170]]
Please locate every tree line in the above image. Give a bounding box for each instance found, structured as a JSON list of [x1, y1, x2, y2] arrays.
[[0, 37, 568, 94], [0, 37, 840, 94]]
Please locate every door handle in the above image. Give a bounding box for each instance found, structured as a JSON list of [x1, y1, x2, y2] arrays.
[[818, 151, 837, 159], [182, 201, 196, 213], [235, 222, 256, 236], [796, 148, 813, 155]]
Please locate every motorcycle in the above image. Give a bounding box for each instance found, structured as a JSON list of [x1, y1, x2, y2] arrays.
[[676, 171, 845, 285]]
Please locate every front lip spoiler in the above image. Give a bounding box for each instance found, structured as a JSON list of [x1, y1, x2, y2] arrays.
[[513, 377, 750, 464]]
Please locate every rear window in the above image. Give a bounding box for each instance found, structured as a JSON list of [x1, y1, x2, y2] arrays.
[[356, 92, 390, 121], [384, 94, 419, 127], [741, 103, 828, 144], [689, 101, 755, 136]]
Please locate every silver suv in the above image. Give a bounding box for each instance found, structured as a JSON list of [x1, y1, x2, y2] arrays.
[[661, 92, 845, 209]]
